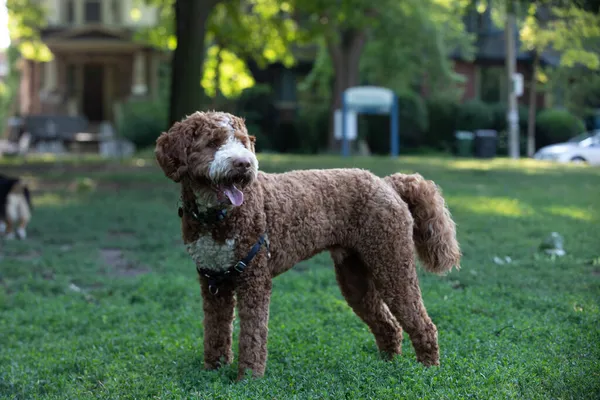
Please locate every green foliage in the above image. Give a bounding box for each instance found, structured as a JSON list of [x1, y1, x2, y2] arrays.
[[535, 108, 586, 147], [115, 100, 168, 150], [297, 0, 475, 103], [6, 0, 52, 61], [360, 0, 475, 94], [489, 102, 530, 134], [552, 69, 600, 118], [0, 46, 22, 130], [138, 0, 299, 99], [292, 103, 330, 153], [456, 100, 494, 131], [425, 96, 460, 150], [519, 1, 600, 111], [0, 156, 599, 398]]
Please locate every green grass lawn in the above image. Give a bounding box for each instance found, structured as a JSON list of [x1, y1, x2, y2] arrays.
[[1, 154, 599, 399]]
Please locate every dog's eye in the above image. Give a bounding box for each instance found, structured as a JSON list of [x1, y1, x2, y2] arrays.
[[207, 139, 220, 148]]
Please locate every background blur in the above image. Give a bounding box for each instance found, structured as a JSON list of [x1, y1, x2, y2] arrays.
[[0, 0, 599, 159]]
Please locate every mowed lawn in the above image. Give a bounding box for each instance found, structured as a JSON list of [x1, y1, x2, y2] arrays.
[[1, 154, 599, 399]]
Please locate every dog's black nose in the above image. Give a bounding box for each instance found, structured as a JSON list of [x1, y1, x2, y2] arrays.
[[233, 159, 251, 170]]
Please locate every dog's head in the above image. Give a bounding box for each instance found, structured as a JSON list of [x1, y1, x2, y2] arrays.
[[155, 111, 258, 207]]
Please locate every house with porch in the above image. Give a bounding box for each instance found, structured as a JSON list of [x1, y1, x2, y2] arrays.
[[17, 0, 162, 138], [449, 4, 560, 108]]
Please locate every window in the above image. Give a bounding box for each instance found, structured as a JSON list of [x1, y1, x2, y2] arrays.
[[65, 0, 75, 24], [276, 69, 297, 103], [479, 67, 505, 103], [84, 0, 102, 23]]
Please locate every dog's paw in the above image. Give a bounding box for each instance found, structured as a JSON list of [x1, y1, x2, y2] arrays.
[[0, 221, 6, 234], [5, 232, 16, 240], [16, 228, 27, 240]]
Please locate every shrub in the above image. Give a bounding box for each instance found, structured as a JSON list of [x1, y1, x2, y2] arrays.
[[456, 100, 494, 132], [489, 102, 530, 134], [364, 91, 428, 154], [535, 108, 585, 148], [116, 100, 168, 149], [292, 103, 330, 154], [425, 96, 459, 150]]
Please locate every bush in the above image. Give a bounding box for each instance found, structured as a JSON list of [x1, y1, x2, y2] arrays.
[[116, 100, 168, 149], [364, 91, 428, 154], [456, 100, 494, 132], [425, 96, 459, 151], [489, 102, 530, 134], [292, 103, 330, 153], [535, 108, 585, 148]]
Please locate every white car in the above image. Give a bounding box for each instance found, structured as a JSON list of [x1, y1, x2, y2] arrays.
[[534, 130, 600, 165]]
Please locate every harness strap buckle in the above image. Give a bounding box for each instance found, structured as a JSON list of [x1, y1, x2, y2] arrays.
[[234, 261, 247, 273]]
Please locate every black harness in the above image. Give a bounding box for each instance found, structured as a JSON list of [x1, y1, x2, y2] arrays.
[[178, 199, 269, 295]]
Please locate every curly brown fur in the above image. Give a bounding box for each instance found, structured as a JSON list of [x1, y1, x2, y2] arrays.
[[155, 111, 461, 380], [384, 173, 461, 274]]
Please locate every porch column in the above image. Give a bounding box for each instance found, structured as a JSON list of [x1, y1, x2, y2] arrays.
[[131, 50, 147, 96], [19, 60, 31, 114], [43, 58, 57, 92]]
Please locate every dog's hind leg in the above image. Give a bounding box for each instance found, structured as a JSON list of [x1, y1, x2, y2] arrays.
[[363, 247, 440, 367], [199, 277, 236, 370], [4, 194, 19, 240], [16, 193, 31, 239], [331, 249, 403, 360], [358, 201, 441, 366]]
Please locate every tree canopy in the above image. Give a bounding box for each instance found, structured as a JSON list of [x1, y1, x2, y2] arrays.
[[6, 0, 52, 61]]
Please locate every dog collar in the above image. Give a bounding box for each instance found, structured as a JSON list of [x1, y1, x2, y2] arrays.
[[197, 235, 269, 295], [178, 199, 227, 224]]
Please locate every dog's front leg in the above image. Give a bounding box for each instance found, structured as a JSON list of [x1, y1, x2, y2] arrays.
[[199, 277, 236, 370], [235, 274, 272, 380]]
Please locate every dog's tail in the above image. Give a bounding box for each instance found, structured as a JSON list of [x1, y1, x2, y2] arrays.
[[384, 173, 461, 274]]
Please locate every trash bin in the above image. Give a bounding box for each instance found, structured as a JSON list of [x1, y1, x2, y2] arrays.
[[454, 131, 475, 157], [474, 129, 497, 158]]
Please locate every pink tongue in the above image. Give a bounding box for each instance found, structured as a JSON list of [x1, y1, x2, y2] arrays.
[[222, 186, 244, 206]]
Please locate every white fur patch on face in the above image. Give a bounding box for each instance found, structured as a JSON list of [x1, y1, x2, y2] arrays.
[[186, 235, 237, 273], [208, 136, 258, 183]]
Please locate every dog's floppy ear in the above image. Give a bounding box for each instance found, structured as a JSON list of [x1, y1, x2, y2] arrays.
[[248, 135, 256, 153], [155, 129, 190, 183]]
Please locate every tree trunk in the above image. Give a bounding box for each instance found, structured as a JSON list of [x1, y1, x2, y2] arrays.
[[169, 0, 221, 126], [505, 0, 520, 159], [327, 29, 368, 152], [527, 50, 539, 158]]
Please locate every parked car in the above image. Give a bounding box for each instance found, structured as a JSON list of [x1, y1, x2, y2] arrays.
[[534, 130, 600, 165]]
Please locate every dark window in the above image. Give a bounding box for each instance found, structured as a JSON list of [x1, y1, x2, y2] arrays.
[[65, 0, 75, 23], [85, 0, 102, 23], [480, 67, 505, 103], [276, 69, 297, 103]]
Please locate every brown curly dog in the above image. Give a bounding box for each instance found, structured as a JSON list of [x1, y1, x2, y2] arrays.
[[155, 111, 461, 380]]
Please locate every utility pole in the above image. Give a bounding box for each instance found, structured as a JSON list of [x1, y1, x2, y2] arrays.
[[505, 0, 520, 159]]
